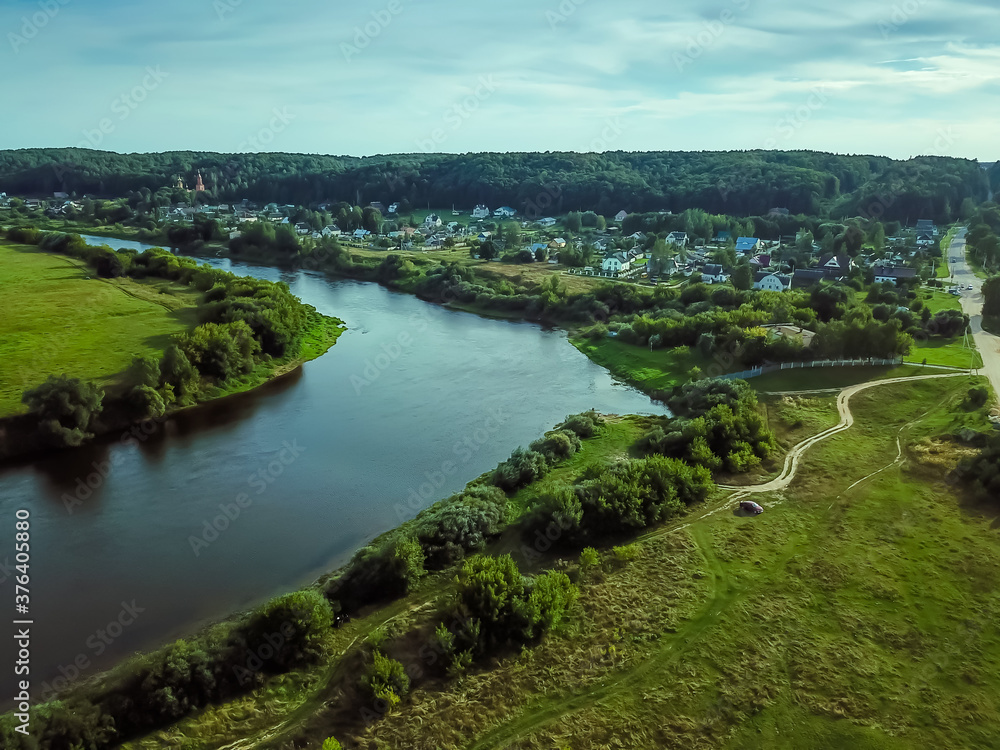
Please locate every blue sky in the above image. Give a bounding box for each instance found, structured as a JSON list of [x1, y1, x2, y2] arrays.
[[2, 0, 998, 159]]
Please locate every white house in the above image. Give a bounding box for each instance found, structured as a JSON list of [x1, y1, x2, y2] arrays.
[[494, 206, 517, 218], [873, 266, 918, 285], [701, 264, 729, 284], [322, 226, 341, 237], [753, 272, 791, 292], [667, 231, 688, 247], [539, 217, 557, 228], [473, 205, 490, 219], [294, 223, 311, 235], [615, 210, 628, 222], [602, 253, 632, 273], [424, 214, 442, 229], [477, 231, 492, 243], [388, 203, 400, 214]]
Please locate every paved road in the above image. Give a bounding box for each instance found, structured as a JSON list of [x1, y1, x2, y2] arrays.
[[950, 228, 1000, 400]]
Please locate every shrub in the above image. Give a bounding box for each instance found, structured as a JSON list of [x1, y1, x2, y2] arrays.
[[559, 411, 604, 438], [243, 590, 333, 670], [519, 571, 578, 640], [322, 738, 343, 750], [967, 386, 990, 409], [579, 547, 601, 576], [493, 448, 549, 492], [529, 429, 581, 462], [415, 486, 507, 568], [361, 651, 410, 710], [22, 375, 104, 448]]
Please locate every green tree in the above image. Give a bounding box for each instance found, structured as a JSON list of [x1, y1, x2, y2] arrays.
[[731, 263, 753, 291], [22, 375, 104, 447], [983, 276, 1000, 318]]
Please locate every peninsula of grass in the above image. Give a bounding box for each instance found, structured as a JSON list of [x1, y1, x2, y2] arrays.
[[0, 242, 200, 416], [570, 335, 716, 392]]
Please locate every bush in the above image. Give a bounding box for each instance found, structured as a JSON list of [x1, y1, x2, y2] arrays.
[[322, 738, 343, 750], [415, 486, 507, 568], [493, 447, 549, 492], [361, 651, 410, 710], [967, 386, 990, 409], [529, 429, 581, 462], [559, 411, 604, 438], [243, 590, 333, 670], [22, 375, 104, 448]]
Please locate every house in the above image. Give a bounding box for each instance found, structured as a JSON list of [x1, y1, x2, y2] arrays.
[[818, 253, 853, 278], [353, 229, 371, 240], [714, 231, 732, 244], [549, 237, 567, 249], [753, 272, 791, 292], [749, 254, 771, 269], [446, 221, 461, 232], [472, 205, 490, 219], [529, 243, 549, 254], [424, 214, 442, 229], [229, 230, 242, 240], [593, 240, 609, 252], [873, 266, 918, 285], [736, 237, 763, 254], [702, 264, 729, 284], [602, 253, 632, 273], [494, 206, 517, 218], [477, 231, 492, 243], [387, 203, 399, 214], [628, 232, 646, 242], [916, 219, 938, 236], [294, 223, 311, 235], [916, 232, 935, 247], [53, 191, 69, 199], [667, 231, 688, 247], [539, 217, 557, 228], [615, 210, 628, 223], [322, 225, 341, 237], [792, 268, 826, 288]]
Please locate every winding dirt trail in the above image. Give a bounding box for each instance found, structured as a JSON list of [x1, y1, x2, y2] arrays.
[[468, 371, 973, 750], [720, 371, 971, 501]]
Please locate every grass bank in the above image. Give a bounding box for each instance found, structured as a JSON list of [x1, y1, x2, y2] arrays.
[[0, 242, 200, 416]]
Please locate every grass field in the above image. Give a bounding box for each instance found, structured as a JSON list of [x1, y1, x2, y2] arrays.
[[106, 376, 1000, 749], [570, 336, 716, 392], [0, 242, 200, 416]]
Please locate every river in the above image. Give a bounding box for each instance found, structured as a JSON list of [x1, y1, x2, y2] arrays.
[[0, 235, 668, 703]]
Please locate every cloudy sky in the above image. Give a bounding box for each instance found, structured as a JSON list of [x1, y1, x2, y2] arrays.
[[3, 0, 998, 159]]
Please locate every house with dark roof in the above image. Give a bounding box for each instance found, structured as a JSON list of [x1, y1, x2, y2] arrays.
[[749, 254, 771, 270], [792, 268, 826, 289], [873, 266, 918, 285], [702, 264, 729, 284], [714, 231, 732, 244], [818, 253, 853, 278], [667, 231, 688, 247]]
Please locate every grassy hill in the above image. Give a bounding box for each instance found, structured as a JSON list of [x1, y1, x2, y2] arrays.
[[0, 242, 199, 416], [106, 376, 1000, 750]]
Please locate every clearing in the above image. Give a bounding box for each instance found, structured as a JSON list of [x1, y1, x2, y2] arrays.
[[0, 242, 199, 416]]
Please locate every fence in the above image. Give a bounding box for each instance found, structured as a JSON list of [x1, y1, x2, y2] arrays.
[[718, 358, 904, 382]]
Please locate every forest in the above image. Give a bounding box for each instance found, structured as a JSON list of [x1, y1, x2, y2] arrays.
[[0, 148, 989, 224]]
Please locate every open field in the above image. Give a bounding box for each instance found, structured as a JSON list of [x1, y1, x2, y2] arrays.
[[570, 336, 716, 392], [110, 375, 1000, 750], [0, 242, 200, 416]]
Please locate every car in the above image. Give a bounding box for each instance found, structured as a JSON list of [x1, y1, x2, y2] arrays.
[[739, 501, 764, 515]]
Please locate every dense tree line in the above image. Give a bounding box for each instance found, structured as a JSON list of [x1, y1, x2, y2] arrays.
[[0, 148, 987, 223]]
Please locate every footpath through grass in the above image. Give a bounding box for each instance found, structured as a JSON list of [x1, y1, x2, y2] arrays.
[[115, 375, 1000, 750], [0, 242, 199, 416]]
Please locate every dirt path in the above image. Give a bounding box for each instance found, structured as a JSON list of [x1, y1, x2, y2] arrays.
[[467, 371, 973, 749]]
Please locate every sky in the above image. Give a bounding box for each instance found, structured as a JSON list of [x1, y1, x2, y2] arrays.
[[2, 0, 998, 160]]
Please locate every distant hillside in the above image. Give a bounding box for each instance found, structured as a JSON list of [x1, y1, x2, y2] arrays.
[[0, 148, 989, 224]]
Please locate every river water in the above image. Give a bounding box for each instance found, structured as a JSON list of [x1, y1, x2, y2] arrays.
[[0, 236, 668, 703]]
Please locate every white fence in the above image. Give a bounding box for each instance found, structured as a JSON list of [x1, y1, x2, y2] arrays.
[[719, 358, 903, 382]]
